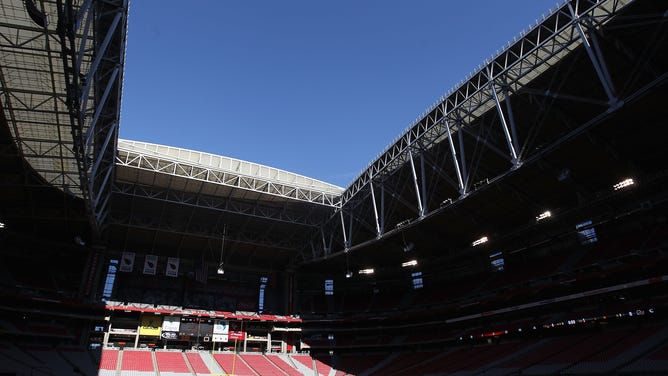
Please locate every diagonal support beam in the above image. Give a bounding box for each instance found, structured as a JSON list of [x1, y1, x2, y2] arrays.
[[408, 150, 424, 217], [488, 75, 519, 165], [369, 179, 382, 238], [339, 209, 349, 250], [569, 3, 618, 106], [445, 120, 465, 195]]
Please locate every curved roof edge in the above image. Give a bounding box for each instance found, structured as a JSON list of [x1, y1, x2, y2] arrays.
[[117, 139, 345, 196]]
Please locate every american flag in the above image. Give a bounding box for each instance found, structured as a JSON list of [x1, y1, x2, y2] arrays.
[[194, 259, 208, 284]]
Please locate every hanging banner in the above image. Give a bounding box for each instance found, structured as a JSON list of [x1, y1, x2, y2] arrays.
[[143, 254, 158, 275], [139, 314, 161, 336], [166, 257, 179, 277], [119, 252, 135, 272]]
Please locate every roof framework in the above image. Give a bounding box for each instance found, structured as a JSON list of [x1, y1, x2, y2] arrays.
[[116, 140, 343, 207], [296, 0, 666, 265], [0, 0, 128, 234]]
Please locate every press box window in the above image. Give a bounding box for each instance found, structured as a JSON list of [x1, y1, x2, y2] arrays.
[[576, 220, 598, 245], [325, 279, 334, 295], [411, 272, 423, 290], [490, 251, 505, 272]]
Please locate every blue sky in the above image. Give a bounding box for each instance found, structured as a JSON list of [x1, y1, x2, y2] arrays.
[[120, 1, 560, 188]]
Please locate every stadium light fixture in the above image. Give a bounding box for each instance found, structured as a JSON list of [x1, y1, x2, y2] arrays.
[[536, 210, 552, 222], [401, 260, 418, 267], [358, 268, 374, 275], [613, 178, 634, 191], [472, 236, 488, 247]]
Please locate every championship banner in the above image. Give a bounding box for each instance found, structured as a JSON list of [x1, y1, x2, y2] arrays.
[[119, 252, 135, 272], [143, 254, 158, 275], [166, 257, 179, 277], [139, 314, 161, 336]]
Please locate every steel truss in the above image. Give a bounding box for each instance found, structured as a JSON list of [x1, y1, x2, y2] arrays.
[[116, 141, 342, 207], [341, 0, 631, 207], [112, 182, 326, 227], [296, 0, 664, 265], [0, 0, 129, 234]]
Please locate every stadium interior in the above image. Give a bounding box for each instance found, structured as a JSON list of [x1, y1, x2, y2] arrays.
[[1, 0, 667, 375]]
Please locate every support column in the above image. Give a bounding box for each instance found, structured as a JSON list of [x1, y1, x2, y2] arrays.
[[369, 180, 382, 238], [445, 120, 465, 194], [408, 150, 424, 217], [488, 74, 519, 165], [569, 3, 617, 105], [420, 153, 428, 215], [339, 210, 349, 249], [502, 85, 521, 163], [380, 183, 386, 233]]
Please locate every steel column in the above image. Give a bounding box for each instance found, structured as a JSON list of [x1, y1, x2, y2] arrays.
[[408, 150, 424, 217], [339, 210, 349, 249], [445, 120, 465, 194], [369, 179, 382, 238], [85, 66, 119, 150], [458, 124, 468, 194], [79, 11, 122, 116], [488, 73, 519, 165], [380, 182, 386, 234], [420, 153, 428, 216], [502, 85, 521, 163], [569, 3, 617, 105]]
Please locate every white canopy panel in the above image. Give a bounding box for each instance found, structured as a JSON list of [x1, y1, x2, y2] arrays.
[[116, 139, 344, 206]]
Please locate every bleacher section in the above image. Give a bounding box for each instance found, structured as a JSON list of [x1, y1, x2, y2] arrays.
[[266, 353, 305, 376], [213, 352, 258, 375], [185, 352, 212, 375], [155, 351, 191, 375], [120, 350, 154, 375], [242, 353, 289, 375]]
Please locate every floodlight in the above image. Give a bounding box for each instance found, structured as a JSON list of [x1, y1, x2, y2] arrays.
[[536, 210, 552, 221], [358, 268, 374, 275], [0, 222, 5, 229], [345, 271, 353, 278], [396, 219, 411, 228], [401, 260, 418, 267], [613, 178, 634, 191], [217, 264, 224, 275], [472, 236, 488, 247]]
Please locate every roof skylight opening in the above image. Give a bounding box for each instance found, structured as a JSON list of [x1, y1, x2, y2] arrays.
[[536, 210, 552, 222], [401, 260, 418, 267], [613, 178, 635, 191], [358, 268, 375, 275], [472, 236, 488, 247]]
